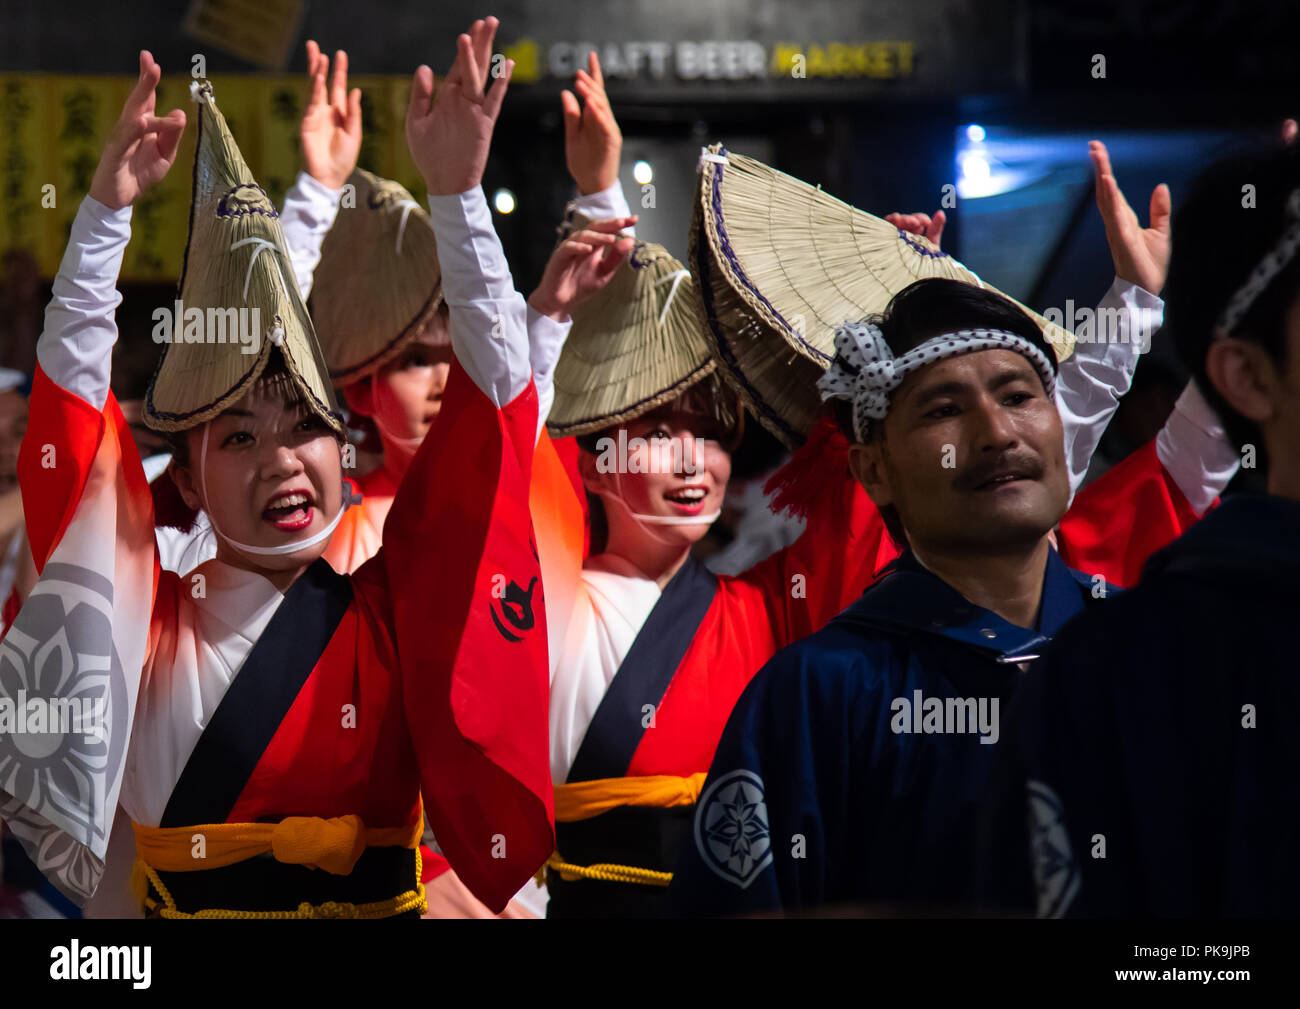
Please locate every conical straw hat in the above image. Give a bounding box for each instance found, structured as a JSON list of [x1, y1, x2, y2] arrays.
[[691, 144, 1076, 446], [145, 80, 343, 436], [548, 212, 717, 438], [310, 168, 444, 386]]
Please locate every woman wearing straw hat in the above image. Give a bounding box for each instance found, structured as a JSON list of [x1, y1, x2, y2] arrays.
[[266, 41, 634, 918], [518, 61, 1241, 918], [274, 42, 457, 578], [0, 22, 596, 917]]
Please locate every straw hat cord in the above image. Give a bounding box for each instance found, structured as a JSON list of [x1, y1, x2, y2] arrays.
[[655, 270, 691, 326], [394, 200, 422, 255], [231, 236, 293, 305]]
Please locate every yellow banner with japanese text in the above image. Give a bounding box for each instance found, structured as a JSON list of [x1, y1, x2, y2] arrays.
[[0, 74, 424, 283]]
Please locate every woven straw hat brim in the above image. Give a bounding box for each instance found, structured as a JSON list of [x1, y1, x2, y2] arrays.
[[318, 287, 444, 387], [145, 81, 342, 437], [692, 144, 1076, 447], [548, 234, 718, 438], [311, 168, 444, 387]]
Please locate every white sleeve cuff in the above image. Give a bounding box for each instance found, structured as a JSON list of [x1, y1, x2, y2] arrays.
[[570, 179, 635, 236], [37, 196, 134, 410], [296, 171, 345, 205], [279, 171, 344, 299], [1156, 380, 1241, 515]]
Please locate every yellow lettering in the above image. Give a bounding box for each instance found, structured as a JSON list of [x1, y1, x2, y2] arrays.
[[828, 43, 853, 77], [770, 43, 801, 75], [896, 41, 914, 75]]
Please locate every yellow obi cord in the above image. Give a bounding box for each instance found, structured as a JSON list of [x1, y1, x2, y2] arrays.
[[135, 847, 427, 919], [546, 772, 707, 888], [544, 853, 672, 888], [131, 812, 427, 919], [553, 772, 707, 823]]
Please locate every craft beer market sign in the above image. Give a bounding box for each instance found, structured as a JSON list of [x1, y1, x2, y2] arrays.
[[470, 0, 1022, 100], [0, 1, 1022, 279], [520, 39, 916, 83]]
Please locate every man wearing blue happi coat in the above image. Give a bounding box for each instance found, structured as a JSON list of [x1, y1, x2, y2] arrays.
[[979, 140, 1300, 918], [670, 277, 1120, 916]]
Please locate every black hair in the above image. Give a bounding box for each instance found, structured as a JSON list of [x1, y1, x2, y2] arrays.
[[1163, 143, 1300, 462], [827, 278, 1054, 544], [573, 370, 743, 456], [830, 278, 1053, 443], [161, 352, 302, 468]]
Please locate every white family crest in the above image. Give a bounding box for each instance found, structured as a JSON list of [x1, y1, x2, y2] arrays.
[[694, 769, 773, 889], [1027, 779, 1081, 918]]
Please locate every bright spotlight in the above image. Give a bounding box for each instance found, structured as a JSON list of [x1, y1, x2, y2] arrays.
[[493, 188, 516, 214], [633, 160, 654, 184], [960, 153, 991, 182]]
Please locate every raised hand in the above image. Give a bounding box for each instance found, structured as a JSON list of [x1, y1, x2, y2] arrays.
[[300, 41, 362, 190], [406, 16, 513, 196], [528, 216, 637, 320], [88, 51, 187, 210], [561, 51, 623, 195], [884, 210, 946, 249], [1090, 140, 1171, 295]]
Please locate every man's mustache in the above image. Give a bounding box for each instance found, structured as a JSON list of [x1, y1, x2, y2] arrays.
[[953, 450, 1045, 491]]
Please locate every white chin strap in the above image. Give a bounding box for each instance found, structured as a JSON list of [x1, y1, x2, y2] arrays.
[[600, 472, 721, 544], [198, 422, 350, 559]]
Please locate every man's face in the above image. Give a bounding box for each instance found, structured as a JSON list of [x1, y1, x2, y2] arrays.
[[850, 349, 1069, 555], [173, 381, 343, 571], [0, 389, 28, 493]]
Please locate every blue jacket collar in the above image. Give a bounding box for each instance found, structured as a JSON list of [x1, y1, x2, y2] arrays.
[[838, 547, 1093, 662]]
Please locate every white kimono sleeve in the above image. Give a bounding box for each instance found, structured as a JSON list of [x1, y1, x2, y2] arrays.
[[1, 197, 157, 905], [1054, 277, 1162, 501], [425, 187, 533, 408], [1156, 380, 1241, 515], [570, 179, 635, 235], [278, 171, 344, 300]]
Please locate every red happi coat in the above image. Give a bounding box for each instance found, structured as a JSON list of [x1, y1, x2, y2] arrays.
[[8, 358, 553, 914]]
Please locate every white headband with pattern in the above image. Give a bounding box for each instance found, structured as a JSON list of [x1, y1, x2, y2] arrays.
[[1213, 188, 1300, 340], [817, 321, 1057, 442]]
